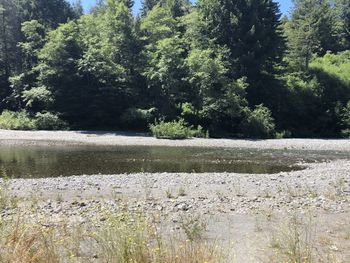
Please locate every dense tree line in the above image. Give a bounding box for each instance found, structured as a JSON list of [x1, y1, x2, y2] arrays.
[[0, 0, 349, 138]]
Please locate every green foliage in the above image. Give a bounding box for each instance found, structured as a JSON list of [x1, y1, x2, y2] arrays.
[[284, 0, 336, 70], [275, 130, 292, 139], [141, 5, 188, 116], [19, 20, 45, 69], [22, 86, 53, 109], [0, 0, 349, 138], [149, 119, 206, 139], [0, 110, 67, 131], [241, 105, 276, 139], [197, 0, 285, 78], [0, 111, 35, 130], [310, 51, 350, 86], [120, 108, 157, 130], [180, 214, 207, 242], [340, 101, 350, 138], [34, 112, 68, 130], [334, 0, 350, 50]]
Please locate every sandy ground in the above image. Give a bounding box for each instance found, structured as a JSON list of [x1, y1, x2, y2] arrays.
[[0, 130, 350, 262]]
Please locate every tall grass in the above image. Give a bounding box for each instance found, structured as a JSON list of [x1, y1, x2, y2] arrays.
[[270, 213, 315, 263], [0, 209, 222, 263]]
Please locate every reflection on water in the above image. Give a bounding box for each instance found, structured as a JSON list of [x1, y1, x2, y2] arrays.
[[0, 143, 347, 178]]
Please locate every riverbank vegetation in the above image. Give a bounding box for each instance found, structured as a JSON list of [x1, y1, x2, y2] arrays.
[[149, 119, 207, 139], [0, 0, 349, 138], [0, 110, 67, 130]]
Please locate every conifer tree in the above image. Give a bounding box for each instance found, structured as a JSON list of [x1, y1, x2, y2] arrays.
[[284, 0, 336, 70]]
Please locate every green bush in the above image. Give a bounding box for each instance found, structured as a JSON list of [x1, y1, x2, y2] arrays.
[[241, 105, 276, 139], [149, 119, 206, 139], [275, 130, 292, 139], [120, 108, 157, 130], [34, 112, 68, 130], [340, 101, 350, 138], [0, 111, 67, 131], [0, 111, 35, 130]]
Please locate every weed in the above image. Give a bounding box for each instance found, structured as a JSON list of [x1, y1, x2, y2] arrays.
[[141, 176, 153, 201], [263, 189, 273, 199], [345, 230, 350, 240], [216, 191, 229, 202], [333, 178, 345, 196], [234, 180, 245, 197], [178, 187, 186, 197], [180, 214, 207, 242], [0, 209, 222, 263], [270, 212, 315, 263], [28, 190, 40, 210], [56, 192, 63, 204], [165, 189, 174, 199]]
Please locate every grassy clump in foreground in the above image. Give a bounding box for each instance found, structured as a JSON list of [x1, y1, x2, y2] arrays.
[[150, 119, 207, 139], [0, 209, 222, 263]]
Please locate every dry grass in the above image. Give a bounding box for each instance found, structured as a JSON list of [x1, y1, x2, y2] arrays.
[[0, 207, 222, 263], [268, 211, 345, 263], [269, 213, 315, 263], [0, 217, 59, 263]]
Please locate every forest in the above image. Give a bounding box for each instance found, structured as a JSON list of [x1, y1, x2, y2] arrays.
[[0, 0, 349, 138]]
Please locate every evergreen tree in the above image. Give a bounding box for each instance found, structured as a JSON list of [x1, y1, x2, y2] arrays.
[[0, 0, 22, 110], [18, 0, 77, 28], [141, 0, 161, 16], [141, 0, 191, 17], [183, 10, 249, 135], [285, 0, 336, 70], [72, 0, 84, 17], [197, 0, 284, 79], [334, 0, 350, 50]]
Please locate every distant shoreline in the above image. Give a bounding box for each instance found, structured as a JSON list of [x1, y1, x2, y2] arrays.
[[0, 129, 349, 151]]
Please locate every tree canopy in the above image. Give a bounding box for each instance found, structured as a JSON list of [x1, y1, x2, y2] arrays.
[[0, 0, 349, 138]]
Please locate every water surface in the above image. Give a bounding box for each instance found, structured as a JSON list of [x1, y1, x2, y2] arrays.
[[0, 144, 347, 178]]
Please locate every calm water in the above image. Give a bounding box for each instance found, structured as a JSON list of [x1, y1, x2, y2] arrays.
[[0, 144, 348, 178]]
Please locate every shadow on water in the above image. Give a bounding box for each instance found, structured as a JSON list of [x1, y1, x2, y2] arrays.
[[0, 144, 348, 178]]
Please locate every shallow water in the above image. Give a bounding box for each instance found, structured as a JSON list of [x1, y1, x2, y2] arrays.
[[0, 144, 348, 178]]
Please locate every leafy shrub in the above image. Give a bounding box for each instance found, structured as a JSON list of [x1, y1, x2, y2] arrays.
[[180, 214, 207, 242], [241, 105, 276, 138], [340, 101, 350, 138], [0, 111, 35, 130], [275, 130, 292, 139], [150, 119, 206, 139], [0, 111, 67, 131], [34, 112, 68, 130], [120, 108, 157, 130], [310, 51, 350, 87], [22, 86, 53, 109]]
